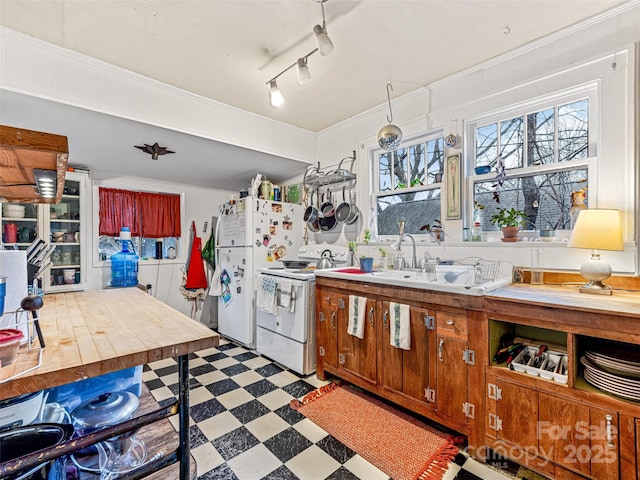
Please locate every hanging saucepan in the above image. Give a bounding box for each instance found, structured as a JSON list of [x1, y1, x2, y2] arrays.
[[319, 213, 338, 232], [335, 187, 351, 223], [303, 191, 319, 225], [308, 216, 320, 233], [344, 188, 360, 225], [320, 188, 335, 218]]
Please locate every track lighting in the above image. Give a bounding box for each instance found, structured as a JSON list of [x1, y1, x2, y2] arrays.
[[297, 57, 311, 85], [264, 0, 333, 106], [313, 25, 333, 56], [269, 79, 284, 107]]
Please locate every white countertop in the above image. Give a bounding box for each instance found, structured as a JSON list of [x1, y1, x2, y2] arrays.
[[313, 267, 512, 296]]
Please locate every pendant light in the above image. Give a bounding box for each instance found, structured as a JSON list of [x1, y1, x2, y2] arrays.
[[297, 57, 311, 85], [313, 0, 333, 56], [377, 83, 403, 151]]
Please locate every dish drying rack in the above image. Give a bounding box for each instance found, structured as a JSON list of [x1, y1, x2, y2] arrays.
[[457, 257, 501, 285], [0, 309, 44, 384]]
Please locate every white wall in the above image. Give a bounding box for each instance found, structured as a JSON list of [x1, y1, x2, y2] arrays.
[[313, 3, 640, 275]]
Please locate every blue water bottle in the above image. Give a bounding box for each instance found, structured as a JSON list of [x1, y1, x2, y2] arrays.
[[0, 276, 6, 314], [110, 227, 139, 287]]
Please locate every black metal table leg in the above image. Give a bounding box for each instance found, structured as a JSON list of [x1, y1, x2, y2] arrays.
[[178, 354, 190, 480]]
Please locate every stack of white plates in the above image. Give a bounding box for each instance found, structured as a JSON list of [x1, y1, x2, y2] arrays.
[[581, 354, 640, 402]]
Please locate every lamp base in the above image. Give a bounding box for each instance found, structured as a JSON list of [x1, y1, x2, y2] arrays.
[[578, 281, 613, 295]]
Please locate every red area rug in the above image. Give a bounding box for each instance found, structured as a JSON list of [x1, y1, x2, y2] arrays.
[[291, 383, 459, 480]]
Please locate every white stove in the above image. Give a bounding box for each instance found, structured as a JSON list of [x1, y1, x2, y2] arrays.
[[255, 245, 349, 375]]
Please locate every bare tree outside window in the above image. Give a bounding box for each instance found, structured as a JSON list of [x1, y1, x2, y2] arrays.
[[375, 136, 444, 236], [472, 97, 590, 231]]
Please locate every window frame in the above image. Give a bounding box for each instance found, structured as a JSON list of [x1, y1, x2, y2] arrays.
[[371, 130, 445, 240], [464, 83, 599, 236]]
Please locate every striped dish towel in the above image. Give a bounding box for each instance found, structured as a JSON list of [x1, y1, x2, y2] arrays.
[[389, 302, 411, 350], [347, 295, 367, 339]]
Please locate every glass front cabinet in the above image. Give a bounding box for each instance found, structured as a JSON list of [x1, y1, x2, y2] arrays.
[[1, 171, 88, 293]]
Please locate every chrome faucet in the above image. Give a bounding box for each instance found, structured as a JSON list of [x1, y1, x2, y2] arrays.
[[396, 233, 417, 269]]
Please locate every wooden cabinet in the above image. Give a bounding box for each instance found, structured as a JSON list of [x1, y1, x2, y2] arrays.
[[486, 372, 620, 479], [435, 311, 470, 429], [314, 277, 479, 439], [379, 304, 433, 403], [316, 288, 377, 384]]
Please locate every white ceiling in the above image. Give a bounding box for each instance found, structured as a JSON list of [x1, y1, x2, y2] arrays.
[[0, 0, 630, 190]]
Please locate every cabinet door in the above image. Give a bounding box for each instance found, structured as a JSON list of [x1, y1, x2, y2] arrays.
[[538, 394, 591, 476], [495, 378, 539, 454], [45, 172, 87, 292], [1, 203, 39, 250], [338, 296, 377, 384], [316, 288, 339, 371], [380, 304, 431, 402], [588, 407, 619, 479], [435, 334, 468, 424]]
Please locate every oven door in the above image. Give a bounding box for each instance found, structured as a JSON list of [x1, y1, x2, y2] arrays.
[[256, 274, 309, 343]]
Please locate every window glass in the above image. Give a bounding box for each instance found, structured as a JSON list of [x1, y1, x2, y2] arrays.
[[558, 99, 589, 162], [527, 108, 554, 166], [470, 91, 593, 234], [499, 117, 524, 169], [376, 189, 441, 235], [474, 168, 588, 231], [372, 133, 444, 237]]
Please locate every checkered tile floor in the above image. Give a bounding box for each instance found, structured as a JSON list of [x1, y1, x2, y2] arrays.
[[143, 338, 519, 480]]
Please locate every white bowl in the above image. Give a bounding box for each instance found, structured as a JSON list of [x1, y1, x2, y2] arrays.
[[3, 204, 26, 218]]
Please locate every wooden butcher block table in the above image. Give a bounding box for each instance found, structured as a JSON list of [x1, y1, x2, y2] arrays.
[[0, 287, 219, 480]]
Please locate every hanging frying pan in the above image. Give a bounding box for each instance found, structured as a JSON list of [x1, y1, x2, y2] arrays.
[[303, 191, 319, 225], [335, 187, 351, 223], [319, 214, 338, 232]]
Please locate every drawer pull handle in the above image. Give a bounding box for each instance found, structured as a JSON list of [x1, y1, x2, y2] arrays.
[[606, 414, 614, 448], [331, 312, 336, 329], [369, 307, 374, 326], [446, 320, 454, 325], [383, 310, 389, 329], [439, 339, 444, 361]]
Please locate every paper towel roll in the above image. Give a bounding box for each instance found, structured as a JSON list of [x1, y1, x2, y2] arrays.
[[0, 250, 29, 338]]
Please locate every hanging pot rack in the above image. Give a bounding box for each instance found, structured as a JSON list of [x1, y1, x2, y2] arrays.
[[303, 151, 356, 189]]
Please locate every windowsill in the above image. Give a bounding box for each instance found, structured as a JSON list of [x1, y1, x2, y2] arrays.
[[93, 258, 185, 268]]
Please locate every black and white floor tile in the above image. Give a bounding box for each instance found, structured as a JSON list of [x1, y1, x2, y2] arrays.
[[142, 338, 523, 480]]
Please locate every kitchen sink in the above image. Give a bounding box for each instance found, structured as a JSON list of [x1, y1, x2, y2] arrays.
[[316, 267, 511, 296]]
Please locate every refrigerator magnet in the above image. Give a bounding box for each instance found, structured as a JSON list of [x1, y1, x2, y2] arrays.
[[269, 225, 277, 236], [263, 234, 270, 246]]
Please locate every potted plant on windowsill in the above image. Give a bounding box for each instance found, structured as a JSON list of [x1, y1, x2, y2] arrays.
[[490, 207, 526, 242]]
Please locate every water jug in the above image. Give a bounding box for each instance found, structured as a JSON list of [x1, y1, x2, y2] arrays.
[[110, 227, 139, 287]]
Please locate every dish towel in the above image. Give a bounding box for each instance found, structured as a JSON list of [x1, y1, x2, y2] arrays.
[[347, 295, 367, 339], [257, 276, 278, 315], [389, 302, 411, 350], [277, 278, 293, 309]]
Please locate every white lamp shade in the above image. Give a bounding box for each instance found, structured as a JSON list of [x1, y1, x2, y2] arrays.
[[314, 25, 334, 56], [297, 58, 311, 85], [567, 209, 623, 251], [269, 80, 284, 107]]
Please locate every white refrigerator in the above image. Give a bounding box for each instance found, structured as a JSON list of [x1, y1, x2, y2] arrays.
[[215, 197, 304, 348]]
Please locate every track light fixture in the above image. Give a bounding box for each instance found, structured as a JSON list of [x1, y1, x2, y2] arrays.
[[313, 0, 333, 56], [265, 0, 333, 107], [269, 79, 284, 107], [297, 57, 311, 85]]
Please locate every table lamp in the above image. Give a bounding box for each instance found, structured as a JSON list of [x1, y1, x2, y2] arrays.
[[567, 209, 623, 295]]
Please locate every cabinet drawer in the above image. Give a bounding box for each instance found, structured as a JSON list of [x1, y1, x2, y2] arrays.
[[436, 312, 468, 337], [319, 292, 342, 309]]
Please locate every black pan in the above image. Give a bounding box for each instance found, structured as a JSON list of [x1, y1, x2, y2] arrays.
[[319, 214, 338, 232], [303, 191, 318, 224], [281, 260, 310, 269]]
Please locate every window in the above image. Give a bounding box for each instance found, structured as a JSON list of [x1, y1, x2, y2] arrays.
[[469, 88, 595, 232], [98, 188, 181, 260], [373, 133, 444, 236]]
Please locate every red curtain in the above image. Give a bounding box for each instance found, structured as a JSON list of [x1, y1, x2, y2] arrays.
[[99, 188, 181, 238]]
